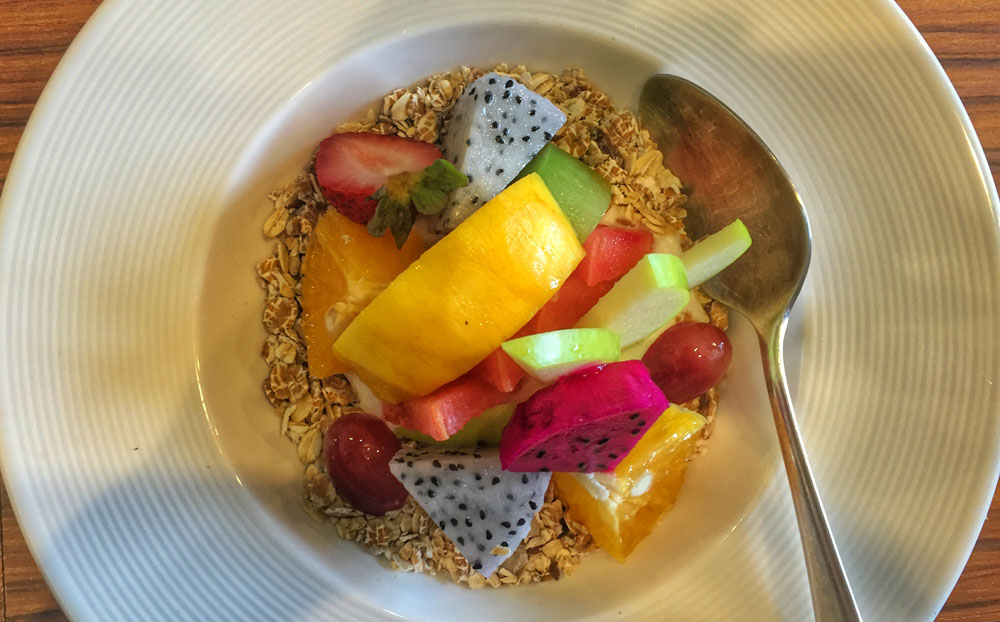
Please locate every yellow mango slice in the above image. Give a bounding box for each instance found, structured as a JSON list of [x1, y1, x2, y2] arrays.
[[333, 173, 584, 402], [553, 405, 705, 561]]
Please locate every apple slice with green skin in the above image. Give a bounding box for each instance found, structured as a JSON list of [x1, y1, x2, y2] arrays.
[[501, 328, 621, 383], [514, 144, 612, 242], [681, 219, 752, 288], [577, 254, 690, 347], [393, 403, 515, 447], [619, 294, 710, 361]]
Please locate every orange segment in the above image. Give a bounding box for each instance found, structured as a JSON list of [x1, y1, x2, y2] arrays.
[[301, 209, 424, 378], [552, 405, 705, 561]]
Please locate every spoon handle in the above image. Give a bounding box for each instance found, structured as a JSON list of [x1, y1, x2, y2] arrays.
[[760, 316, 863, 622]]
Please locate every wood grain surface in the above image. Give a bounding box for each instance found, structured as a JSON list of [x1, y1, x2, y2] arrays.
[[0, 1, 997, 620]]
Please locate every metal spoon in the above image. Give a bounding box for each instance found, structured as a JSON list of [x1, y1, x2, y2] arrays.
[[639, 75, 862, 621]]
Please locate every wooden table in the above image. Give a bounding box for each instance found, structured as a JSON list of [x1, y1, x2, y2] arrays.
[[1, 0, 997, 620]]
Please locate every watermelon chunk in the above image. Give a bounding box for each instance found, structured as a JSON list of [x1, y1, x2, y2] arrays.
[[533, 272, 614, 333], [472, 348, 526, 393], [529, 226, 652, 332], [577, 225, 654, 287], [383, 373, 511, 441]]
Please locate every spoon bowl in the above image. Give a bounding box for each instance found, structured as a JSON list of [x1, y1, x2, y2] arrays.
[[640, 74, 862, 621], [641, 75, 809, 324]]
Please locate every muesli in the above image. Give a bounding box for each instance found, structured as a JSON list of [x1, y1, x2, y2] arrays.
[[256, 64, 746, 588]]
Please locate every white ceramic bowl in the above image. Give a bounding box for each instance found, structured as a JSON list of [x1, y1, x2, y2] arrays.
[[1, 1, 997, 620]]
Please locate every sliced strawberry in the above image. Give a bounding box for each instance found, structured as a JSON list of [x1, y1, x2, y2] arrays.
[[315, 133, 442, 224]]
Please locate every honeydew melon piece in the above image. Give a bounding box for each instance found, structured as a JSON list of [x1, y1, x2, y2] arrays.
[[516, 144, 612, 242]]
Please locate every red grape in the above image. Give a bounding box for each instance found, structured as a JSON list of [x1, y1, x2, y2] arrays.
[[324, 413, 407, 515], [641, 322, 732, 404]]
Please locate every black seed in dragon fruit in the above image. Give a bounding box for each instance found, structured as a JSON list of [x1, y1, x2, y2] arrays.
[[388, 446, 550, 577], [499, 360, 669, 473], [439, 73, 566, 230]]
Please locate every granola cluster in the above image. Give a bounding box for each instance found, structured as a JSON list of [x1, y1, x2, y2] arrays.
[[256, 65, 725, 588]]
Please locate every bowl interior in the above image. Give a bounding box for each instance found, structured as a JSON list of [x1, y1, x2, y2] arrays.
[[196, 21, 780, 619]]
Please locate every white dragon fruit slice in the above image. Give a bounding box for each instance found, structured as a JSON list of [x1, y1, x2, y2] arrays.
[[389, 446, 550, 577], [439, 73, 566, 230]]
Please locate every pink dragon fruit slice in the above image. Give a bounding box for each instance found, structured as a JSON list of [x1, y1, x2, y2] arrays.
[[499, 360, 669, 473], [388, 446, 550, 577]]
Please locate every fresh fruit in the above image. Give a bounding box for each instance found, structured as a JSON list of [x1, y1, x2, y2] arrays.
[[439, 73, 566, 230], [471, 348, 526, 393], [389, 446, 550, 577], [315, 132, 442, 223], [681, 219, 751, 288], [502, 328, 620, 383], [515, 144, 612, 241], [618, 294, 711, 362], [499, 360, 668, 473], [530, 272, 611, 333], [300, 209, 424, 378], [381, 374, 512, 441], [552, 404, 706, 561], [641, 322, 732, 403], [393, 403, 515, 448], [530, 225, 653, 332], [577, 254, 690, 347], [652, 228, 683, 256], [334, 174, 584, 403], [367, 159, 468, 247], [577, 225, 654, 287], [324, 413, 408, 515]]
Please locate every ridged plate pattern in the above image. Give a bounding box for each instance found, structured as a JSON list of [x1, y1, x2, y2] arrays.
[[0, 0, 997, 620]]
